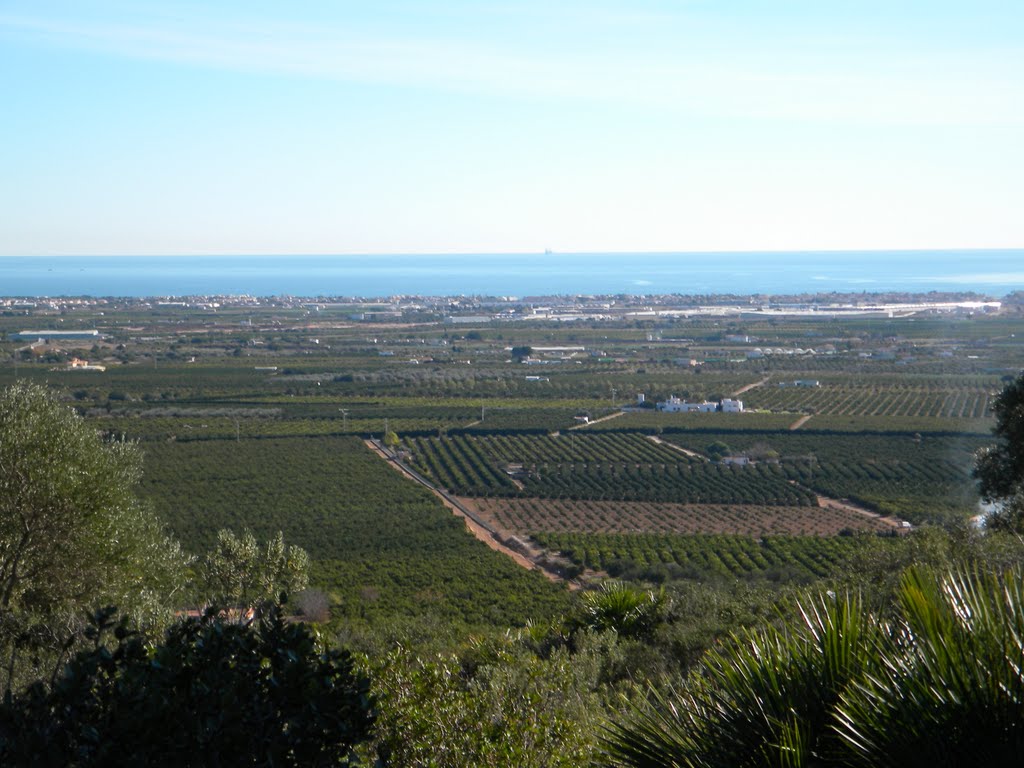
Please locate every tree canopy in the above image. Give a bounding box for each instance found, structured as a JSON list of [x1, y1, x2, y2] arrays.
[[0, 603, 373, 766], [974, 371, 1024, 530], [0, 382, 188, 691], [203, 529, 309, 613]]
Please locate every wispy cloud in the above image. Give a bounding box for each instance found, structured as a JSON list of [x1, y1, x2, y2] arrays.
[[2, 7, 1022, 127]]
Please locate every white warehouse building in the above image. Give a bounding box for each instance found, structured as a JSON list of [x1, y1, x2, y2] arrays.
[[656, 396, 743, 413]]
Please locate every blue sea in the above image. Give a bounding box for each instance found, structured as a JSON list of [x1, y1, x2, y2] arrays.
[[0, 251, 1022, 298]]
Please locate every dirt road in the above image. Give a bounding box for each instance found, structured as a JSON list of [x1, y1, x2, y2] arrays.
[[816, 495, 906, 530], [646, 434, 709, 461], [732, 376, 771, 397], [364, 440, 572, 585], [570, 410, 625, 430]]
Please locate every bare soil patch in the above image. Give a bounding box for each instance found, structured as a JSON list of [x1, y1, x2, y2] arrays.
[[789, 414, 813, 430]]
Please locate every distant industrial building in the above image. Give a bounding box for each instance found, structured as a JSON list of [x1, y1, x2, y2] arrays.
[[13, 329, 100, 341], [443, 315, 491, 324], [656, 396, 744, 413]]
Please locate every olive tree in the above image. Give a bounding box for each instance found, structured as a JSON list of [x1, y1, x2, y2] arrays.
[[0, 382, 188, 690], [203, 529, 309, 613]]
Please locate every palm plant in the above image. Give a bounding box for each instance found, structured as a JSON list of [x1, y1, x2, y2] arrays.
[[835, 566, 1024, 767], [578, 582, 668, 640], [603, 592, 879, 767], [603, 566, 1024, 768]]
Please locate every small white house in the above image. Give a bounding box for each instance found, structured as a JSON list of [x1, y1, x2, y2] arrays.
[[721, 398, 744, 413], [722, 456, 751, 466]]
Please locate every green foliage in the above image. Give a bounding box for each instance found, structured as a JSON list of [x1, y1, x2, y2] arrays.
[[370, 641, 600, 767], [0, 382, 188, 693], [741, 375, 999, 420], [203, 529, 309, 611], [0, 603, 373, 766], [602, 565, 1024, 768], [408, 433, 815, 505], [0, 382, 187, 617], [835, 567, 1024, 766], [139, 437, 568, 629], [664, 430, 983, 525], [704, 441, 730, 459], [576, 582, 669, 640], [974, 371, 1024, 531], [604, 591, 879, 768], [534, 531, 890, 583]]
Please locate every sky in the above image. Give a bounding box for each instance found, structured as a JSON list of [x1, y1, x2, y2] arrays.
[[0, 0, 1022, 255]]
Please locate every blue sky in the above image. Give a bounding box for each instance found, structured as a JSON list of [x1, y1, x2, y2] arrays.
[[1, 1, 1021, 255]]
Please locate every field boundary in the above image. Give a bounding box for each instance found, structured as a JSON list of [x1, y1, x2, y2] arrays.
[[572, 410, 626, 430], [732, 375, 772, 397], [364, 439, 582, 587], [815, 495, 905, 530], [646, 434, 709, 461], [789, 414, 813, 430]]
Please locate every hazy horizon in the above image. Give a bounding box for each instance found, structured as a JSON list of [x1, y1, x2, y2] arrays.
[[3, 250, 1022, 297]]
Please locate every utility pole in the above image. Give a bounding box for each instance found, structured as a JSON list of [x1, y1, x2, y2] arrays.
[[338, 408, 349, 430]]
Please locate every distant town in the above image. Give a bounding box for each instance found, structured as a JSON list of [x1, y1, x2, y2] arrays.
[[1, 289, 1015, 323]]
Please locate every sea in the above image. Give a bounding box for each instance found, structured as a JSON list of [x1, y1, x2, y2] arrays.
[[0, 250, 1022, 298]]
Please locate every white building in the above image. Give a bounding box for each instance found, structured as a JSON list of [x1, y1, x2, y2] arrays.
[[721, 398, 744, 412], [657, 396, 718, 413], [722, 456, 751, 466]]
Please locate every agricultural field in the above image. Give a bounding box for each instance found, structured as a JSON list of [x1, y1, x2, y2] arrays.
[[461, 497, 894, 537], [3, 294, 1022, 607], [137, 436, 568, 628], [740, 375, 998, 419], [586, 411, 799, 432], [531, 531, 896, 583], [660, 431, 984, 525], [405, 433, 817, 506]]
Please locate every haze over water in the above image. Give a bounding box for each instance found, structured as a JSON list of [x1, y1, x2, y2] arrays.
[[1, 251, 1022, 299]]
